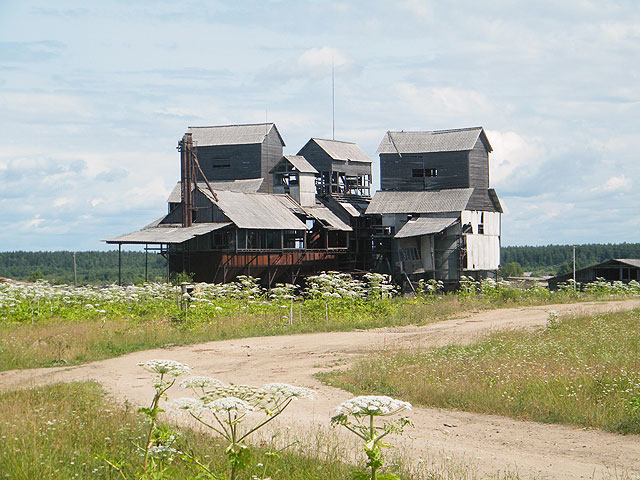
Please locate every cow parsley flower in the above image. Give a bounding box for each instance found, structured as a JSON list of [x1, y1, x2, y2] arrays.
[[262, 383, 315, 400], [205, 397, 254, 414], [170, 397, 205, 412], [137, 359, 191, 377], [333, 395, 412, 417], [180, 376, 224, 389]]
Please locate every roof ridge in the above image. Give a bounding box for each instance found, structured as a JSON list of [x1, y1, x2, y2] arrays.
[[312, 137, 356, 144], [387, 126, 483, 135], [188, 122, 274, 129]]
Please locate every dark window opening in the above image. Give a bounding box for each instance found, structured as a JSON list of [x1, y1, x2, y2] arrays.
[[412, 169, 438, 178]]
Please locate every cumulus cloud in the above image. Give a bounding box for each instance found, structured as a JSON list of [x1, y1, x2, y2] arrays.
[[394, 83, 495, 120], [485, 130, 546, 189], [591, 175, 632, 192]]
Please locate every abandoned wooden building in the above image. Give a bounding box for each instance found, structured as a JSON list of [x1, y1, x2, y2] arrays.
[[106, 124, 371, 284], [548, 258, 640, 289], [366, 127, 502, 283], [105, 123, 503, 286]]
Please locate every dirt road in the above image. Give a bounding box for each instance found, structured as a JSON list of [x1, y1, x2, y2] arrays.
[[2, 300, 639, 478]]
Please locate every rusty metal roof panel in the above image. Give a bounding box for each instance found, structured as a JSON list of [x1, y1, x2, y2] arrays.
[[188, 123, 284, 146], [366, 188, 474, 214], [311, 138, 372, 163], [394, 217, 457, 239], [377, 127, 489, 154], [200, 189, 308, 230], [167, 179, 264, 203], [105, 223, 231, 245]]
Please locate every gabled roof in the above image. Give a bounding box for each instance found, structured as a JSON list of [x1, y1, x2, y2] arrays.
[[366, 188, 475, 214], [167, 179, 264, 203], [199, 188, 308, 230], [617, 259, 640, 268], [269, 155, 318, 174], [105, 223, 230, 245], [187, 123, 285, 147], [301, 138, 372, 163], [303, 205, 352, 231], [376, 127, 492, 155], [394, 217, 457, 239]]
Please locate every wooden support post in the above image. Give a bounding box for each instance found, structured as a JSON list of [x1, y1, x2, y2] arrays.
[[72, 252, 77, 288], [118, 244, 122, 286], [145, 244, 148, 283]]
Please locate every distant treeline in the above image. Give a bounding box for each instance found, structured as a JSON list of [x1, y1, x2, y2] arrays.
[[0, 251, 167, 285], [2, 243, 639, 284], [502, 243, 640, 275]]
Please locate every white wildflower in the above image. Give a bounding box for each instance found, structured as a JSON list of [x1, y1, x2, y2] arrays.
[[205, 397, 254, 414], [262, 383, 315, 400], [170, 397, 205, 412], [334, 395, 412, 417], [180, 376, 224, 389], [137, 359, 190, 376]]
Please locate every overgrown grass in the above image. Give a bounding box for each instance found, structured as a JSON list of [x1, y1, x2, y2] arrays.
[[322, 309, 640, 434], [0, 381, 359, 480], [1, 291, 637, 372]]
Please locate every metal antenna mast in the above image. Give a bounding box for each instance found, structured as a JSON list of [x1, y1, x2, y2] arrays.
[[332, 59, 335, 140]]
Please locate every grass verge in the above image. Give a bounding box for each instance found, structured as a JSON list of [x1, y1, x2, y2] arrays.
[[0, 294, 633, 372], [0, 381, 359, 480], [321, 308, 640, 434]]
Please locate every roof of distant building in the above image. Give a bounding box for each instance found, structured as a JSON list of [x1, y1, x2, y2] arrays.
[[303, 138, 372, 163], [376, 127, 491, 155], [188, 123, 285, 147]]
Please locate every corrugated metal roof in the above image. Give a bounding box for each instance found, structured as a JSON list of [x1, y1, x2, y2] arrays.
[[105, 223, 230, 245], [200, 188, 308, 230], [394, 217, 457, 238], [311, 138, 372, 163], [365, 188, 474, 214], [304, 205, 352, 231], [167, 179, 264, 203], [187, 123, 285, 147], [616, 259, 640, 268], [269, 155, 318, 174], [376, 127, 491, 154]]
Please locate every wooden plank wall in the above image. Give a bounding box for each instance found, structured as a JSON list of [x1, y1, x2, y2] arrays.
[[196, 144, 262, 184], [379, 152, 469, 191], [468, 138, 490, 188], [260, 128, 284, 193]]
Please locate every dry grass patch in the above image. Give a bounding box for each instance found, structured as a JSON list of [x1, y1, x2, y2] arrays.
[[323, 309, 640, 434]]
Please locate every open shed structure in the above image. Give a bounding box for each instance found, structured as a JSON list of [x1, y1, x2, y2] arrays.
[[548, 259, 640, 289]]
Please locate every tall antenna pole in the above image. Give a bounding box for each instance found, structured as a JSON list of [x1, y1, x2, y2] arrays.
[[332, 59, 335, 140]]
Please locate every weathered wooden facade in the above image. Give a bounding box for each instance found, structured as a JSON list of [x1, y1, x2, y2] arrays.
[[367, 127, 502, 285], [548, 258, 640, 289], [106, 123, 502, 287], [189, 123, 285, 193], [297, 138, 372, 196], [377, 127, 491, 191]]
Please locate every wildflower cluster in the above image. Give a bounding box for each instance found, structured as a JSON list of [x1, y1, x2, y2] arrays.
[[332, 395, 412, 480]]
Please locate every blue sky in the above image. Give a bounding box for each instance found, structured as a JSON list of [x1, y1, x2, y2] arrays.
[[0, 0, 638, 251]]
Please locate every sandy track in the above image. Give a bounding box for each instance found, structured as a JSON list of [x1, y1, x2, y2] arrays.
[[1, 300, 640, 478]]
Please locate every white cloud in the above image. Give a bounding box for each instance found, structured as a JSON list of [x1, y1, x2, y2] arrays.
[[592, 175, 632, 192], [0, 92, 92, 119], [297, 47, 350, 73], [485, 130, 546, 188], [394, 83, 495, 118], [399, 0, 433, 20]]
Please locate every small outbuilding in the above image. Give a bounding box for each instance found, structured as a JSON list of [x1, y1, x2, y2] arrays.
[[548, 259, 640, 289]]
